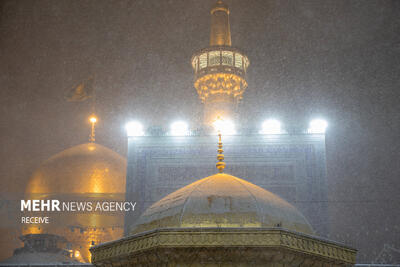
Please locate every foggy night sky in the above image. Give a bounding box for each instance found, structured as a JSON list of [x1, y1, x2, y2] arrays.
[[0, 0, 399, 262]]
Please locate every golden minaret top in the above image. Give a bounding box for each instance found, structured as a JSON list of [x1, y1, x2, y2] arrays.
[[191, 0, 249, 125], [210, 0, 231, 46]]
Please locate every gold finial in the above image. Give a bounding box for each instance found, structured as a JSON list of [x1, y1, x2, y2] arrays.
[[213, 116, 226, 173], [89, 115, 97, 142], [216, 130, 226, 173]]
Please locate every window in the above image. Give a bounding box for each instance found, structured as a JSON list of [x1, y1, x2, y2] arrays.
[[199, 53, 207, 69], [222, 51, 233, 66], [192, 57, 198, 70], [209, 51, 220, 66], [235, 53, 243, 69]]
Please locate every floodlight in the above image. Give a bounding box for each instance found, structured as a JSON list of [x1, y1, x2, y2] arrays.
[[308, 119, 328, 134], [170, 121, 189, 136], [125, 121, 144, 137], [260, 119, 281, 134], [213, 118, 236, 135]]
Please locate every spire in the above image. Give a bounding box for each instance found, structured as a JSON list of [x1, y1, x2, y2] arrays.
[[214, 116, 226, 172], [89, 115, 97, 143], [216, 131, 226, 173], [210, 0, 231, 46]]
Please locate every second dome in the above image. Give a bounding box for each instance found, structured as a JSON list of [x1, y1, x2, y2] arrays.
[[131, 173, 314, 235]]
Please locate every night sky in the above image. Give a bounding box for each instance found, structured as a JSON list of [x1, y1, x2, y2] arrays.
[[0, 0, 399, 263]]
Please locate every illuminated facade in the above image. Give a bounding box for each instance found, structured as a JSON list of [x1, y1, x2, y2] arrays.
[[192, 0, 249, 124], [124, 130, 330, 238]]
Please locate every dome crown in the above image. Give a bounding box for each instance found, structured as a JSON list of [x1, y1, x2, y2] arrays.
[[132, 173, 313, 235]]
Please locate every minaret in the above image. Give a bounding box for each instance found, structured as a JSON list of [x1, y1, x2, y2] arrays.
[[192, 0, 249, 125], [209, 0, 231, 46]]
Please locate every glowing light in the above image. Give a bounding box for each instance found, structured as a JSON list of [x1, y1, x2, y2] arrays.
[[125, 121, 144, 137], [74, 250, 80, 258], [170, 121, 189, 136], [194, 73, 247, 103], [260, 119, 282, 134], [213, 117, 236, 135], [308, 119, 328, 134], [89, 116, 97, 142]]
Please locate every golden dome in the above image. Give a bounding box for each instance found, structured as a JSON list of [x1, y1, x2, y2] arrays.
[[26, 143, 126, 194], [131, 173, 314, 235], [24, 143, 127, 262]]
